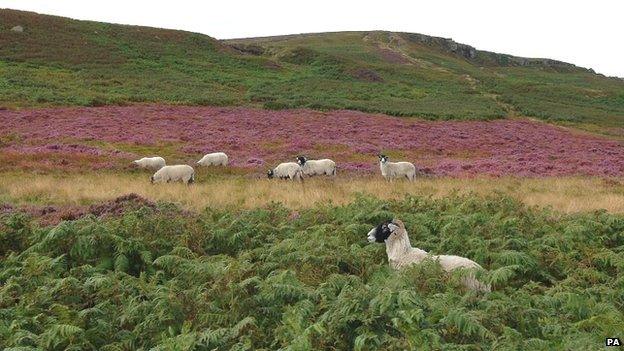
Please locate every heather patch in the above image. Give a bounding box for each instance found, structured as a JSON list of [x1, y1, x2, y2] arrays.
[[2, 105, 624, 176]]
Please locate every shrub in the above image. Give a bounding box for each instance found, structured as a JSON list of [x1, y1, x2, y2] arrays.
[[1, 194, 623, 349]]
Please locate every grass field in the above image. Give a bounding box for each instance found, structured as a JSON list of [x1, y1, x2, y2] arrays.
[[3, 172, 624, 214]]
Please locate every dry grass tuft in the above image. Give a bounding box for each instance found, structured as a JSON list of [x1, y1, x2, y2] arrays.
[[2, 172, 624, 213]]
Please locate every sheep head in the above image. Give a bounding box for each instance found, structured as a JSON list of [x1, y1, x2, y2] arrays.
[[367, 218, 406, 243], [267, 169, 274, 179], [296, 156, 307, 166], [378, 154, 388, 163]]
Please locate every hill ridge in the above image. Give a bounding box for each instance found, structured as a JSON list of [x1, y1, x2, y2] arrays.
[[226, 30, 589, 73], [1, 9, 623, 131]]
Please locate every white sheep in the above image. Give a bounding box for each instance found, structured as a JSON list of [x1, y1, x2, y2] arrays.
[[151, 165, 195, 185], [378, 154, 416, 181], [367, 219, 490, 292], [267, 162, 304, 181], [197, 152, 228, 167], [296, 156, 336, 176], [133, 156, 166, 170]]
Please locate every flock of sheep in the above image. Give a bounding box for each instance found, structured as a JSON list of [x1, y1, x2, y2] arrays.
[[132, 152, 489, 291], [133, 152, 419, 184]]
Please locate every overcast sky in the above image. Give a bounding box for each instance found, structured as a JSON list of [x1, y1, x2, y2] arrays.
[[2, 0, 622, 77]]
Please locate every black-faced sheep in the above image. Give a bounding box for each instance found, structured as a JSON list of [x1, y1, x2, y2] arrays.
[[367, 219, 490, 292], [296, 156, 336, 176], [267, 162, 304, 181], [378, 154, 416, 181]]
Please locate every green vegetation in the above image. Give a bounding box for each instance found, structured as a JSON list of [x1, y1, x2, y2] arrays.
[[2, 9, 624, 128], [1, 194, 623, 350]]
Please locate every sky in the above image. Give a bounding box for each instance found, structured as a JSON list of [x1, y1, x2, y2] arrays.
[[1, 0, 622, 77]]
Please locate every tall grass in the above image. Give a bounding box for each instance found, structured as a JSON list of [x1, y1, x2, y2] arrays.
[[2, 172, 624, 213]]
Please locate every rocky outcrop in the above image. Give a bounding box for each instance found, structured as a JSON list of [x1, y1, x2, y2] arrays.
[[400, 32, 585, 71], [402, 32, 477, 59]]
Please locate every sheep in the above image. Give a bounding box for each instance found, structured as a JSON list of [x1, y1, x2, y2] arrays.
[[150, 165, 195, 185], [296, 156, 336, 177], [197, 152, 228, 167], [267, 162, 304, 181], [367, 219, 490, 292], [132, 156, 166, 170], [378, 154, 416, 181]]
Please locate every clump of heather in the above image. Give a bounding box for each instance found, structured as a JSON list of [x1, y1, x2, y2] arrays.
[[2, 105, 624, 176]]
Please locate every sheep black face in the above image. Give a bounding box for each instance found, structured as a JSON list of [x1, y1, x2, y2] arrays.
[[367, 220, 398, 243], [267, 169, 274, 179], [378, 154, 389, 163], [296, 156, 307, 166]]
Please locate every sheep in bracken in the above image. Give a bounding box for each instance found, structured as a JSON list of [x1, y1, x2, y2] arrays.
[[197, 152, 228, 167], [133, 156, 166, 170], [151, 165, 195, 185], [367, 219, 490, 292], [378, 154, 416, 181], [296, 156, 336, 177], [267, 162, 304, 181]]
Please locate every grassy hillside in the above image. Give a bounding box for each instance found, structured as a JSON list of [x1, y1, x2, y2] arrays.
[[2, 9, 624, 129], [229, 32, 624, 128], [2, 194, 623, 350]]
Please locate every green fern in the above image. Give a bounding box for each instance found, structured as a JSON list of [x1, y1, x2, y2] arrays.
[[2, 194, 623, 350]]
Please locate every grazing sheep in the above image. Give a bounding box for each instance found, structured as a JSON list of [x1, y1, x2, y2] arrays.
[[151, 165, 195, 185], [367, 219, 490, 292], [296, 156, 336, 176], [133, 156, 166, 170], [378, 154, 416, 181], [267, 162, 304, 181], [197, 152, 228, 167]]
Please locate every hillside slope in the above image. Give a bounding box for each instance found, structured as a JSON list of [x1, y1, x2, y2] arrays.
[[1, 9, 624, 129]]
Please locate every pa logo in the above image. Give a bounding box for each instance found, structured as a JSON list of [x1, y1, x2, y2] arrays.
[[606, 338, 622, 347]]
